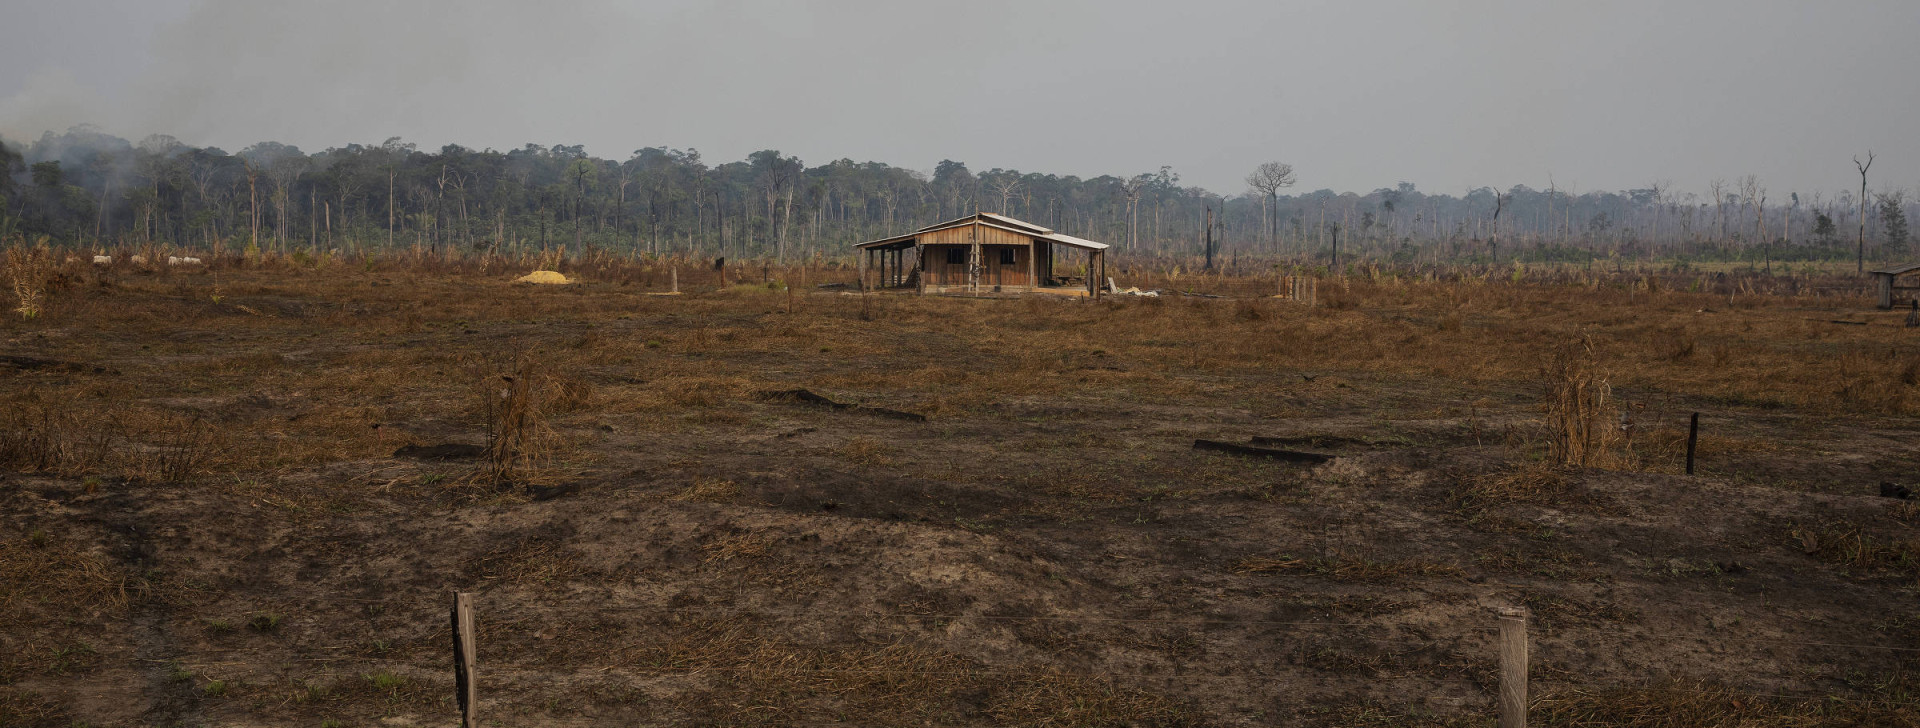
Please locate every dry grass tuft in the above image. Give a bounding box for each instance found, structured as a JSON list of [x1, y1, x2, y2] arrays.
[[702, 531, 776, 563], [4, 239, 55, 319], [670, 478, 741, 503], [1654, 327, 1697, 363], [0, 531, 137, 623], [838, 437, 897, 467], [1455, 461, 1569, 508], [1789, 521, 1920, 577], [0, 398, 112, 474], [474, 356, 570, 484], [1543, 335, 1626, 468], [0, 396, 227, 483], [132, 414, 223, 483], [472, 535, 582, 584]]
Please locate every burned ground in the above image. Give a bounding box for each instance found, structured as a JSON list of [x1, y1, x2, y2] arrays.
[[2, 260, 1918, 726]]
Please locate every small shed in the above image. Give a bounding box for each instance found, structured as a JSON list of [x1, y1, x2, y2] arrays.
[[853, 213, 1108, 296], [1870, 263, 1920, 309]]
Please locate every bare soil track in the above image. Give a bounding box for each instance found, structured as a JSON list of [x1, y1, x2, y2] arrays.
[[3, 263, 1919, 726]]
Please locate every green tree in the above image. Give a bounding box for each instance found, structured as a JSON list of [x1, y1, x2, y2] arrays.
[[1877, 191, 1909, 253]]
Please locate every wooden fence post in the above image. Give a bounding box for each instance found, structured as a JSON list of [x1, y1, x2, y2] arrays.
[[1685, 412, 1699, 475], [451, 592, 477, 728], [1498, 607, 1529, 728]]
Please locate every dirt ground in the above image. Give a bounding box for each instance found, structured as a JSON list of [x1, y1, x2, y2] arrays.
[[2, 260, 1918, 727]]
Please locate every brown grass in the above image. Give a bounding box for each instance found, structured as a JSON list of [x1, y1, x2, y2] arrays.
[[0, 690, 70, 728], [1453, 462, 1571, 509], [1532, 680, 1920, 727], [583, 617, 1194, 726], [702, 531, 777, 563], [1789, 521, 1920, 577], [838, 437, 897, 467], [4, 240, 54, 319], [0, 530, 138, 622], [669, 478, 741, 503], [1234, 550, 1463, 582], [474, 356, 570, 484], [0, 398, 109, 474], [471, 534, 583, 584], [1543, 335, 1626, 468]]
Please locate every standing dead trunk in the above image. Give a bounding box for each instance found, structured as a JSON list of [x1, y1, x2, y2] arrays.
[[247, 167, 259, 252], [1857, 152, 1874, 273]]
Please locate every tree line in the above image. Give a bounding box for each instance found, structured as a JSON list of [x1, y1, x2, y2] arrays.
[[1, 125, 1913, 267]]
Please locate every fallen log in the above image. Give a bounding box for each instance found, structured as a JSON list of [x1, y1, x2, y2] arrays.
[[759, 389, 928, 422], [1192, 439, 1332, 464], [393, 443, 487, 460]]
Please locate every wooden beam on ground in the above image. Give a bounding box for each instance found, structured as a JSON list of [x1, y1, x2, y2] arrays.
[[1191, 439, 1332, 464]]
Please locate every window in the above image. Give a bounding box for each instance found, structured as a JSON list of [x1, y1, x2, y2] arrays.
[[946, 248, 966, 265], [999, 248, 1016, 265]]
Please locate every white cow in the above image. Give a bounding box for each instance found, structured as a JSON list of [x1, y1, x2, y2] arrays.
[[92, 255, 113, 265], [167, 256, 203, 266]]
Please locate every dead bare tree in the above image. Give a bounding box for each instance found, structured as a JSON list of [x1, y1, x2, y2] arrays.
[[1709, 178, 1728, 243], [1119, 175, 1147, 250], [1738, 175, 1764, 242], [1245, 161, 1296, 250], [989, 176, 1023, 215], [1490, 188, 1512, 261], [1736, 176, 1769, 272], [244, 160, 260, 252], [1546, 174, 1558, 244], [1856, 151, 1874, 273]]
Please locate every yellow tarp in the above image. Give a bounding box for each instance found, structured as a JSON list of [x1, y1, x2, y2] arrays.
[[515, 270, 570, 285]]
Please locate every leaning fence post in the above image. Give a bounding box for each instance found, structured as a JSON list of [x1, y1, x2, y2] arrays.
[[1685, 412, 1699, 475], [451, 592, 478, 728], [1498, 607, 1529, 728]]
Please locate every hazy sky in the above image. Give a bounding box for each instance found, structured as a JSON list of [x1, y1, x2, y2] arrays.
[[3, 0, 1916, 198]]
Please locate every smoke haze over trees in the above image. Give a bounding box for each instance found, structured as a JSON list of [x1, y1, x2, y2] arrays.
[[6, 2, 1920, 199], [4, 125, 1918, 267]]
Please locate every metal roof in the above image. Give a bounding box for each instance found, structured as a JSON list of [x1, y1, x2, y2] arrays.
[[1036, 231, 1109, 251], [1870, 263, 1920, 276], [857, 213, 1109, 251], [979, 212, 1054, 234], [852, 233, 919, 250]]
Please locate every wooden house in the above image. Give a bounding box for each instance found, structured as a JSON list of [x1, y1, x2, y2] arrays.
[[853, 213, 1108, 296], [1871, 263, 1920, 309]]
